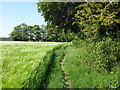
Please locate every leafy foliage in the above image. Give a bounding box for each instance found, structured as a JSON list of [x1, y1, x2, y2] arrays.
[[74, 2, 120, 39], [37, 2, 84, 41], [45, 23, 76, 42], [37, 2, 81, 33], [10, 23, 46, 41], [73, 38, 120, 72], [10, 2, 120, 42]]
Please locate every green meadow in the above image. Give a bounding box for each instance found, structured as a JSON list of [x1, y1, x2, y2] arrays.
[[1, 42, 62, 88], [1, 1, 120, 89], [1, 41, 120, 88]]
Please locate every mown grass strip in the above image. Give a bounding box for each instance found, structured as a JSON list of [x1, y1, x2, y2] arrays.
[[39, 46, 62, 88], [45, 45, 67, 88]]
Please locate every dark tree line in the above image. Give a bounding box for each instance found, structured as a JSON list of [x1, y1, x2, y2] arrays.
[[37, 1, 120, 74], [0, 37, 10, 41], [10, 2, 120, 42], [10, 23, 46, 41], [10, 23, 71, 42], [37, 2, 120, 41]]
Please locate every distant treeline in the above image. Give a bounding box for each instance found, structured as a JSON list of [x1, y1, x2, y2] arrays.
[[9, 2, 120, 42], [9, 24, 46, 42], [37, 2, 120, 41], [9, 23, 71, 42], [0, 37, 10, 41]]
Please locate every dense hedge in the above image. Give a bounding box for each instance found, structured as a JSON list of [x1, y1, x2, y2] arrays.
[[73, 38, 120, 72], [64, 45, 119, 88]]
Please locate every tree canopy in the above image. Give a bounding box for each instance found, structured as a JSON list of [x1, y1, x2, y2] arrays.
[[37, 2, 120, 41], [74, 2, 120, 40], [10, 2, 120, 42], [10, 23, 46, 41]]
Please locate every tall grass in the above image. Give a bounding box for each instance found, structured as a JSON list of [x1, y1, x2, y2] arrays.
[[0, 44, 2, 90], [1, 40, 119, 88], [64, 40, 120, 88], [2, 42, 62, 88]]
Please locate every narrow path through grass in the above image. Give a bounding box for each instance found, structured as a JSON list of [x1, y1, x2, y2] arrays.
[[39, 45, 67, 88], [44, 44, 72, 88], [60, 51, 71, 88]]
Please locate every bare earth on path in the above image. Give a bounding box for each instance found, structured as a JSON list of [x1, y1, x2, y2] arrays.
[[60, 52, 71, 88]]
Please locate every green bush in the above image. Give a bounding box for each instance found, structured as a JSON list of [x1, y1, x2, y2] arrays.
[[64, 45, 120, 88], [68, 38, 120, 88], [72, 37, 87, 48], [95, 38, 120, 71], [73, 37, 120, 72], [88, 38, 119, 72]]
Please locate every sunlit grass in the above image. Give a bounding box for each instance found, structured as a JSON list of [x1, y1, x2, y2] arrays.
[[64, 46, 119, 88], [1, 42, 62, 88], [47, 45, 66, 88], [0, 44, 2, 90]]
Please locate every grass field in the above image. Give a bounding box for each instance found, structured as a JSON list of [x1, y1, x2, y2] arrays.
[[0, 44, 2, 89], [1, 41, 63, 88], [1, 41, 119, 88]]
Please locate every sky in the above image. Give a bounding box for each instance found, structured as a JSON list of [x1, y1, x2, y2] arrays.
[[0, 0, 46, 37]]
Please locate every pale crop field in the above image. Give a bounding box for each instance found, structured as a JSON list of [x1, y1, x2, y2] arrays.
[[0, 44, 2, 89], [1, 41, 63, 88]]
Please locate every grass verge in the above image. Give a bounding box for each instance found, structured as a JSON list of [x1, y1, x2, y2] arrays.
[[46, 45, 67, 88], [64, 45, 120, 88]]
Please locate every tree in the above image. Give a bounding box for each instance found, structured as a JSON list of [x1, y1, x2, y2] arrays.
[[32, 25, 41, 41], [37, 2, 83, 41], [10, 23, 47, 41], [45, 22, 69, 42], [37, 2, 120, 41], [40, 25, 46, 41], [10, 23, 29, 41], [74, 2, 120, 40], [27, 26, 35, 41]]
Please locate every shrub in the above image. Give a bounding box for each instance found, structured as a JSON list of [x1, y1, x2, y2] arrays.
[[95, 38, 120, 72], [73, 37, 120, 72], [80, 38, 120, 72]]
